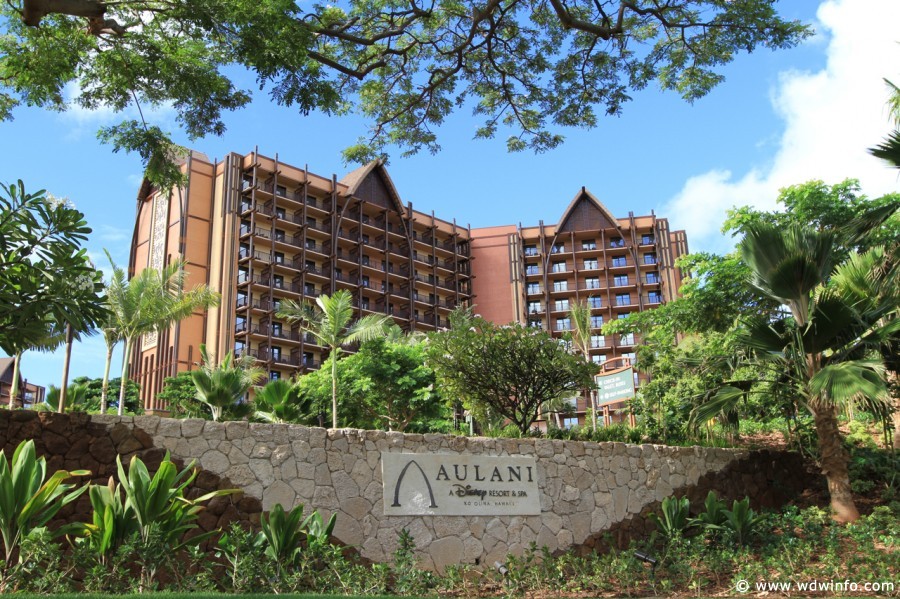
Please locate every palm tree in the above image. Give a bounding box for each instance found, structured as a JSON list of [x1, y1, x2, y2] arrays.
[[98, 318, 121, 414], [869, 79, 900, 168], [568, 298, 598, 430], [191, 344, 263, 421], [44, 382, 90, 412], [105, 253, 219, 415], [277, 290, 391, 428], [252, 378, 315, 424], [693, 224, 894, 522]]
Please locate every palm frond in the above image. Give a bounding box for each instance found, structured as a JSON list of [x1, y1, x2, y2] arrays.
[[869, 129, 900, 168], [809, 360, 890, 414]]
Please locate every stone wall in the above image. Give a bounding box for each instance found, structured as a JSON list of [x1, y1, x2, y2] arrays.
[[0, 411, 815, 571]]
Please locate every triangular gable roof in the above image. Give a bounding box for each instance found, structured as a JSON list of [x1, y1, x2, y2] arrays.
[[340, 160, 406, 214], [557, 187, 619, 232], [0, 357, 19, 386]]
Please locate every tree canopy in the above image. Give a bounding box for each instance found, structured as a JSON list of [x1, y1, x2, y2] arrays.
[[1, 0, 810, 183], [0, 180, 107, 358], [427, 311, 595, 434]]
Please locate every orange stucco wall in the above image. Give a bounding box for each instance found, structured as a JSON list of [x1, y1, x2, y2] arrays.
[[470, 225, 519, 325]]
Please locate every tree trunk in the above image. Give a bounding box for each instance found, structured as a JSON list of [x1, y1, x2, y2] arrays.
[[589, 389, 597, 431], [331, 353, 338, 429], [813, 405, 860, 523], [117, 337, 133, 416], [100, 344, 113, 413], [8, 352, 22, 409], [58, 323, 73, 413]]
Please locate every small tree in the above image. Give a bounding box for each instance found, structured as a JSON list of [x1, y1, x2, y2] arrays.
[[252, 378, 316, 424], [105, 253, 219, 415], [191, 345, 263, 422], [428, 313, 595, 435], [342, 336, 444, 432], [277, 290, 390, 429], [0, 181, 107, 407]]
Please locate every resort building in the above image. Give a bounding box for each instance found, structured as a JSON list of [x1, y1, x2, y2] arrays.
[[129, 150, 472, 411], [128, 150, 686, 418], [469, 189, 688, 427], [0, 357, 46, 408]]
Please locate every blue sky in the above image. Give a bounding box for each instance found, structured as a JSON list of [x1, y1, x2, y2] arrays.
[[3, 0, 899, 390]]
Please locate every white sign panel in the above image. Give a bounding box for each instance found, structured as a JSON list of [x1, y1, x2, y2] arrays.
[[382, 453, 540, 516]]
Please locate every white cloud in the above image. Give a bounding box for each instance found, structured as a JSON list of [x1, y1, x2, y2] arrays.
[[664, 0, 900, 253], [59, 81, 176, 139]]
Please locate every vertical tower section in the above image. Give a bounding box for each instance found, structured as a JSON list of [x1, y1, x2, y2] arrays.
[[129, 152, 216, 412]]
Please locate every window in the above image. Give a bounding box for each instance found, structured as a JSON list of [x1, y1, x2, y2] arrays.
[[524, 245, 539, 257], [551, 261, 567, 273], [585, 277, 600, 289], [616, 293, 631, 306], [275, 228, 286, 242], [563, 417, 579, 429], [553, 280, 568, 292], [240, 220, 251, 235], [274, 251, 285, 265], [617, 312, 630, 320], [588, 296, 602, 308], [304, 284, 316, 296], [582, 240, 597, 251], [584, 259, 599, 270], [595, 354, 608, 364], [648, 291, 663, 304], [240, 199, 253, 212], [361, 298, 370, 310], [644, 254, 657, 265], [273, 275, 284, 289], [275, 184, 287, 196], [527, 301, 542, 314], [362, 234, 370, 244], [362, 275, 370, 288], [236, 293, 248, 308], [555, 318, 571, 331], [528, 319, 543, 329], [554, 299, 570, 312], [609, 237, 625, 248], [622, 352, 636, 364], [275, 207, 286, 220], [613, 275, 629, 287], [306, 216, 316, 227], [269, 371, 281, 381], [620, 333, 635, 345], [361, 255, 370, 266], [303, 352, 314, 365], [590, 315, 604, 328], [306, 260, 316, 271], [646, 272, 660, 284], [272, 322, 283, 337], [526, 265, 540, 275], [591, 334, 605, 348], [641, 234, 654, 245], [239, 243, 250, 259], [611, 256, 627, 267], [552, 243, 565, 254], [527, 282, 541, 295], [306, 239, 317, 250], [271, 346, 282, 360], [272, 299, 282, 312]]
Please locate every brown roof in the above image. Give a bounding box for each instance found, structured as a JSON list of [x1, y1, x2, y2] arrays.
[[0, 357, 18, 385], [557, 187, 620, 230], [339, 160, 406, 214]]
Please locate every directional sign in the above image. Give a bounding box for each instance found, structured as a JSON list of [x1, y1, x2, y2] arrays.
[[595, 367, 635, 405]]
